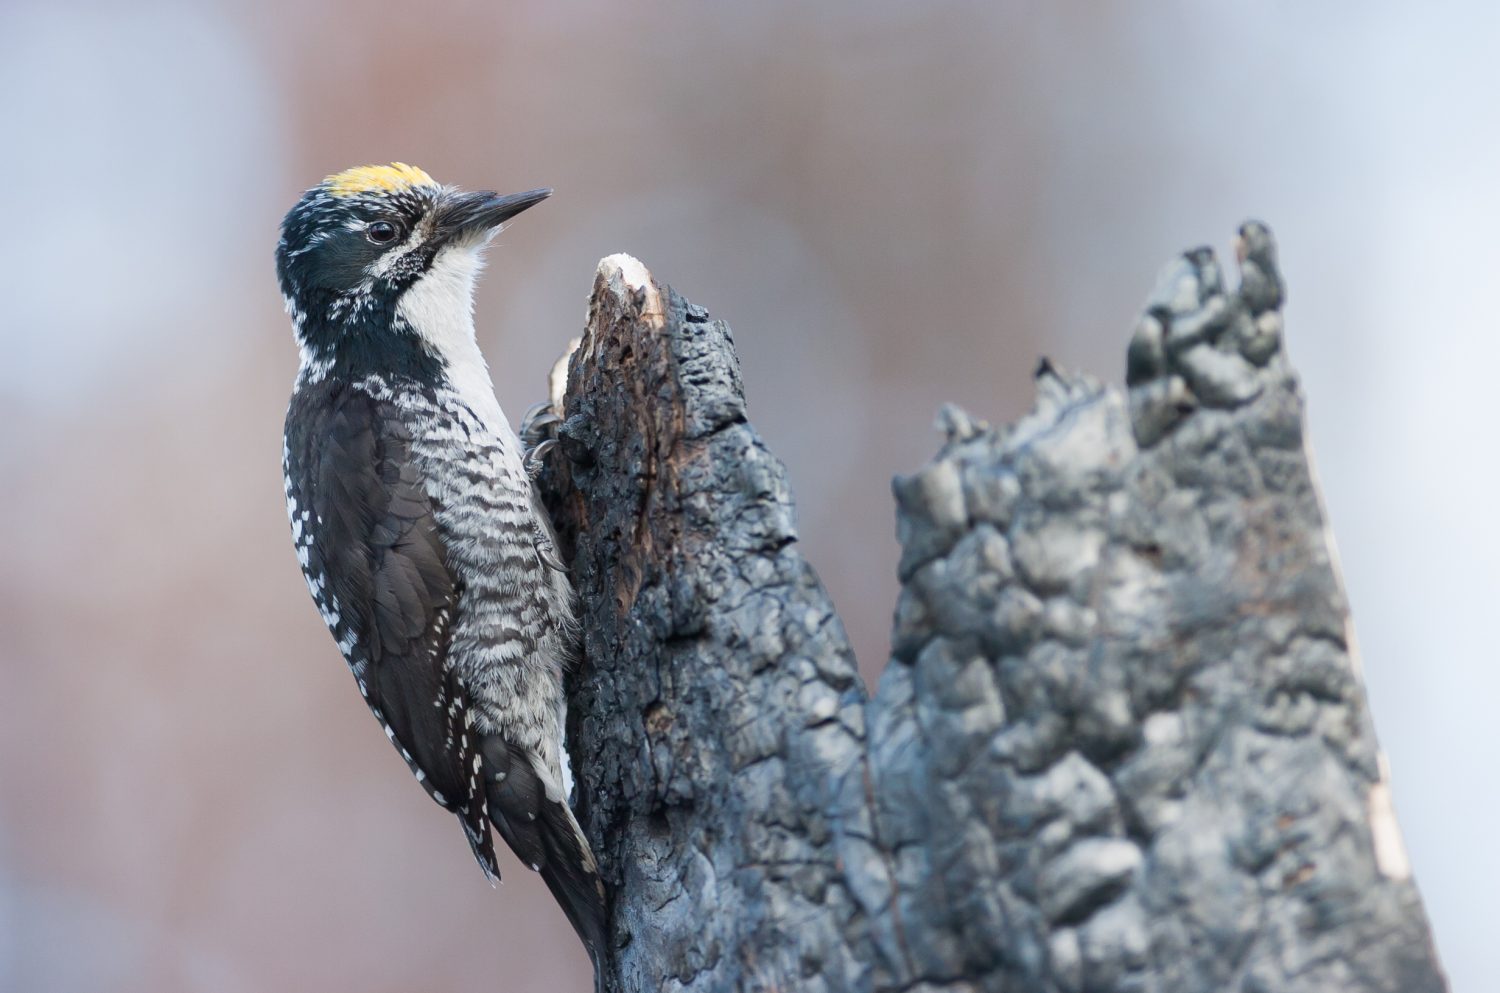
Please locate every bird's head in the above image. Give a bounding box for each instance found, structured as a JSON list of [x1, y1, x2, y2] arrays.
[[276, 163, 550, 381]]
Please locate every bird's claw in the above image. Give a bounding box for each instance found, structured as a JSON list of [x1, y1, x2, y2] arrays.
[[533, 521, 568, 574], [520, 401, 563, 450], [521, 398, 565, 478], [524, 438, 558, 480]]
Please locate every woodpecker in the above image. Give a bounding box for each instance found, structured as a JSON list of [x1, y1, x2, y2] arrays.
[[276, 164, 605, 974]]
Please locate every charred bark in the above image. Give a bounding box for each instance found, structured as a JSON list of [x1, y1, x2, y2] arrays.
[[538, 232, 1447, 993]]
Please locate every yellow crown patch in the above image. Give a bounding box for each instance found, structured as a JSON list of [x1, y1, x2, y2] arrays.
[[323, 162, 437, 198]]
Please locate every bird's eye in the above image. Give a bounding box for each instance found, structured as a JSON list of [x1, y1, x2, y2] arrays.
[[367, 221, 400, 245]]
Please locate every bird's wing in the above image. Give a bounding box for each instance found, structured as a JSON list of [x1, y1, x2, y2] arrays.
[[285, 380, 499, 879]]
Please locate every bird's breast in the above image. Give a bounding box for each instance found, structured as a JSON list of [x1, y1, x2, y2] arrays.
[[410, 400, 533, 543]]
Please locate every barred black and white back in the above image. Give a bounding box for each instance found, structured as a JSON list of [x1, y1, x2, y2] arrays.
[[276, 164, 604, 972]]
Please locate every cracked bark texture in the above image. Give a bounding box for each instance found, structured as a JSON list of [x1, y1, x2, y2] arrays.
[[539, 234, 1447, 993]]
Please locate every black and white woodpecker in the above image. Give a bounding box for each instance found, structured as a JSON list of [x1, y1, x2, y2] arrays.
[[276, 164, 604, 973]]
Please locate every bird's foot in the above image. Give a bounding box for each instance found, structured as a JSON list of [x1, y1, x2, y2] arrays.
[[521, 401, 564, 479], [524, 438, 558, 480], [533, 520, 567, 574], [521, 400, 562, 449]]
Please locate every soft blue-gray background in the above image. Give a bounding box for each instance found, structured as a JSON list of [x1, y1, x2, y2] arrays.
[[1, 2, 1490, 990]]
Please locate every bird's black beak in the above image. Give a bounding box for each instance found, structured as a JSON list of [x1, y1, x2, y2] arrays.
[[436, 187, 552, 242]]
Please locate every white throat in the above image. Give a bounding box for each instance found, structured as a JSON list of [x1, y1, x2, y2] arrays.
[[396, 243, 508, 427]]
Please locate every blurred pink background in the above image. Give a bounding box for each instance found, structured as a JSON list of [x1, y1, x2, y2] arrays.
[[2, 2, 1495, 990]]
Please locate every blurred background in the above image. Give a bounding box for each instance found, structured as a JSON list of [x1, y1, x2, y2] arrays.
[[1, 1, 1494, 990]]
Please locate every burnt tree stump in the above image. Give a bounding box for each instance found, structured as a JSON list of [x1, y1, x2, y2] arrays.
[[538, 231, 1447, 993]]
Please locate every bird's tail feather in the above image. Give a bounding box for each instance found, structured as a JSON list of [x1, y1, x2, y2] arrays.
[[481, 736, 607, 990], [536, 808, 607, 989]]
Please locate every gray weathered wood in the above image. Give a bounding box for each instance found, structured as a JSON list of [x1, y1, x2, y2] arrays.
[[539, 232, 1447, 993]]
